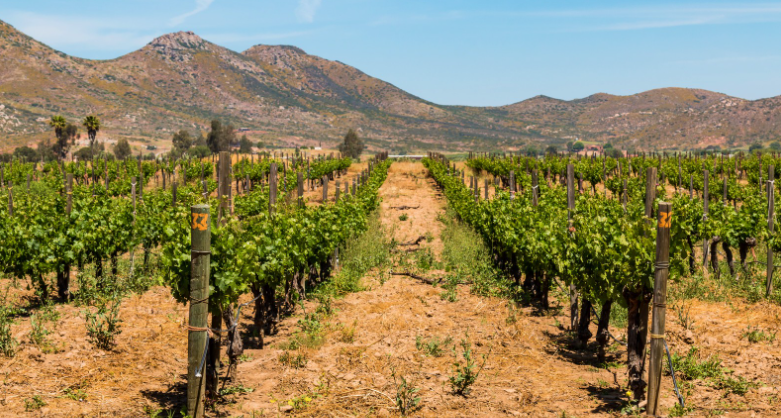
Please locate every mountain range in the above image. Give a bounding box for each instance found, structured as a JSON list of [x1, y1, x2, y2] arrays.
[[1, 18, 780, 154]]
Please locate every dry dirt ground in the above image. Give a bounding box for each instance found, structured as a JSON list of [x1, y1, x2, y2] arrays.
[[0, 161, 779, 417]]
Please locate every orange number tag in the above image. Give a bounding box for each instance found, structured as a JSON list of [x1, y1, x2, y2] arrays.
[[659, 212, 671, 228], [192, 213, 209, 231]]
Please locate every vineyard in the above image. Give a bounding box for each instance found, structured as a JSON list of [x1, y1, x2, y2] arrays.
[[0, 152, 779, 417]]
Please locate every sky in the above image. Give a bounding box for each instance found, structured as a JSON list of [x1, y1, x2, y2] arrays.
[[2, 0, 781, 106]]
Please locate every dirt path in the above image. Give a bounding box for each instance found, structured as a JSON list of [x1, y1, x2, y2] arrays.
[[221, 161, 645, 417]]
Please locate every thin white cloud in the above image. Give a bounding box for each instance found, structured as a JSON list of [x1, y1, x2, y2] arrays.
[[369, 4, 781, 31], [169, 0, 215, 26], [296, 0, 322, 23], [7, 11, 158, 54]]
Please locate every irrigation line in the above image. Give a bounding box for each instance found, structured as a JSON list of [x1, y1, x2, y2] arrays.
[[664, 339, 686, 409]]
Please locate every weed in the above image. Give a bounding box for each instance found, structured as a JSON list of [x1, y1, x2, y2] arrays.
[[30, 303, 59, 352], [315, 294, 334, 316], [338, 321, 357, 343], [673, 302, 695, 330], [0, 305, 18, 357], [425, 232, 435, 243], [390, 366, 421, 416], [449, 339, 489, 396], [62, 387, 88, 401], [399, 213, 409, 221], [667, 386, 694, 416], [414, 248, 438, 271], [714, 374, 758, 396], [506, 304, 519, 325], [415, 335, 451, 357], [669, 347, 723, 381], [278, 351, 308, 368], [742, 326, 776, 343], [24, 395, 46, 411], [440, 274, 459, 302], [238, 354, 254, 363], [439, 210, 507, 298], [83, 297, 123, 350]]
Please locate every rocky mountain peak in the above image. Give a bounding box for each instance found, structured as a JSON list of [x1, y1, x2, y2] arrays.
[[148, 31, 207, 52]]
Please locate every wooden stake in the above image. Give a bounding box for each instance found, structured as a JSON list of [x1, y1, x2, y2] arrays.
[[187, 204, 210, 418], [647, 202, 672, 416], [768, 166, 775, 296]]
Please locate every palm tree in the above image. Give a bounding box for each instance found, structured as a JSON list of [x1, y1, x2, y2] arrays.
[[49, 115, 67, 139], [82, 115, 101, 158]]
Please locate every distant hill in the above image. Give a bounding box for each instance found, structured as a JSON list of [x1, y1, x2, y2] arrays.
[[1, 19, 780, 153]]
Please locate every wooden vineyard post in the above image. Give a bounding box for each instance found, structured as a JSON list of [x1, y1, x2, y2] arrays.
[[297, 172, 304, 208], [172, 181, 178, 207], [644, 167, 657, 220], [484, 178, 489, 200], [352, 178, 357, 196], [532, 169, 539, 206], [622, 179, 628, 213], [187, 204, 210, 418], [335, 180, 341, 203], [129, 178, 137, 278], [702, 170, 709, 267], [647, 202, 672, 416], [689, 175, 693, 199], [509, 170, 515, 200], [269, 163, 278, 216], [322, 175, 329, 203], [768, 166, 775, 296], [58, 174, 73, 300], [219, 151, 230, 221], [566, 164, 578, 331]]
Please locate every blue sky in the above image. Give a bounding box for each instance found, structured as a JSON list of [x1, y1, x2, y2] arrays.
[[2, 1, 781, 106]]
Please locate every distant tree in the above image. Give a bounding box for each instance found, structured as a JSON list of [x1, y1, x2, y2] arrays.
[[49, 115, 70, 160], [749, 143, 764, 153], [606, 148, 623, 158], [338, 129, 364, 159], [545, 145, 558, 155], [13, 146, 38, 162], [194, 132, 207, 147], [255, 141, 265, 150], [604, 142, 614, 150], [113, 138, 132, 160], [36, 140, 56, 162], [571, 142, 585, 153], [239, 135, 253, 153], [771, 141, 781, 151], [566, 141, 574, 152], [51, 123, 78, 161], [206, 120, 236, 153], [189, 145, 211, 159], [82, 115, 101, 157], [172, 129, 193, 152]]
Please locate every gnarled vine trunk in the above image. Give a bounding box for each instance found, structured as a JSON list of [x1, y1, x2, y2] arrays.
[[250, 284, 264, 348], [595, 300, 613, 363], [577, 298, 593, 347], [262, 284, 277, 335], [624, 288, 652, 401], [723, 242, 735, 276], [221, 305, 243, 381], [710, 236, 722, 280], [206, 309, 222, 398]]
